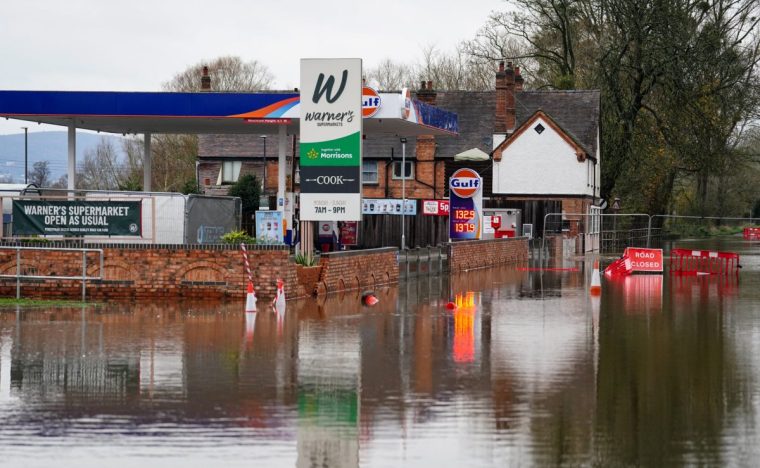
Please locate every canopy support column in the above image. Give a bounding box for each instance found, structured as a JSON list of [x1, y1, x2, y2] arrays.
[[277, 126, 286, 212], [67, 123, 76, 190], [143, 132, 152, 192]]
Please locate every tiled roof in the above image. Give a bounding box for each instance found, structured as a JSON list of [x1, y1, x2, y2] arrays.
[[198, 89, 600, 160], [515, 90, 600, 157], [363, 89, 599, 159], [198, 134, 268, 158]]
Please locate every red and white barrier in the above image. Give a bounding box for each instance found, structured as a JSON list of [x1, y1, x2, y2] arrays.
[[670, 248, 740, 275]]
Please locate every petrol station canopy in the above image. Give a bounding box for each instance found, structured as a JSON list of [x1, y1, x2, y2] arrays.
[[0, 89, 458, 191], [0, 90, 458, 136]]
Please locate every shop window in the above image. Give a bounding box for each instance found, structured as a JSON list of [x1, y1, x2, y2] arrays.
[[221, 161, 242, 184], [392, 161, 414, 180], [294, 163, 300, 185], [362, 160, 379, 184]]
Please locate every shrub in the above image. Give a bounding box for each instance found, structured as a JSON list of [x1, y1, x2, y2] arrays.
[[294, 253, 318, 266], [221, 230, 255, 245]]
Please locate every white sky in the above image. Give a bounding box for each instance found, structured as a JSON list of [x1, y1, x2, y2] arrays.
[[0, 0, 500, 135]]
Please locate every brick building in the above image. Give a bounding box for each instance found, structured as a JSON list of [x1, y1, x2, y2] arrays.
[[197, 63, 600, 249]]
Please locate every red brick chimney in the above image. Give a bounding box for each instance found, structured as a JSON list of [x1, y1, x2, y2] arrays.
[[505, 62, 515, 133], [515, 66, 524, 91], [417, 79, 436, 105], [495, 61, 507, 134], [201, 66, 211, 91], [415, 79, 437, 195]]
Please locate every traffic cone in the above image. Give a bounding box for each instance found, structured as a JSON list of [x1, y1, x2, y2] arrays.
[[245, 281, 257, 312], [245, 311, 256, 342], [272, 278, 286, 313], [590, 259, 602, 296]]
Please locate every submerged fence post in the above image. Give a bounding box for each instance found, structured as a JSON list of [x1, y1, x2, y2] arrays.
[[82, 251, 87, 302], [16, 249, 20, 300]]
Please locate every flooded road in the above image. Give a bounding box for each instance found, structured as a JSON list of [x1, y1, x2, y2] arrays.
[[1, 237, 759, 467]]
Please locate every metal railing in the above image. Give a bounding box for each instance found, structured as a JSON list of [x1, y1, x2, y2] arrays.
[[399, 245, 448, 279], [540, 212, 758, 260], [0, 246, 104, 301]]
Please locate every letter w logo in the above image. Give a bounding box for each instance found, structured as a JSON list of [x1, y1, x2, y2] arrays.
[[312, 70, 348, 104]]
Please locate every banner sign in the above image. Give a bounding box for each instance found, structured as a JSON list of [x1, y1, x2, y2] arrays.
[[255, 210, 284, 244], [362, 198, 416, 215], [12, 200, 141, 236], [300, 58, 363, 221], [624, 247, 664, 273], [339, 221, 358, 246], [449, 168, 483, 240], [422, 200, 449, 216]]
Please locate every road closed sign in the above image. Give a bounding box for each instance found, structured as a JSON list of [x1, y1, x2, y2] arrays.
[[624, 247, 663, 273]]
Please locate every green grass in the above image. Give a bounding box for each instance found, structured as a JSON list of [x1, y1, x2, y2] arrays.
[[664, 224, 750, 238], [0, 298, 100, 307]]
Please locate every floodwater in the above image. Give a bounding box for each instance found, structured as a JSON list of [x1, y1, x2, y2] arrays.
[[1, 237, 759, 467]]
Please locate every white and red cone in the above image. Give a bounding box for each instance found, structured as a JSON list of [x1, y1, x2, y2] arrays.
[[245, 281, 257, 312], [590, 259, 602, 296], [272, 278, 286, 313]]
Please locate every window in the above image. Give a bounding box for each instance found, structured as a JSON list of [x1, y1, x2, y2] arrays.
[[294, 163, 300, 185], [221, 161, 242, 184], [362, 160, 379, 184], [392, 161, 414, 180]]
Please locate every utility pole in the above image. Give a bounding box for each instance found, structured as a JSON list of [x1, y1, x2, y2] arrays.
[[400, 137, 407, 250]]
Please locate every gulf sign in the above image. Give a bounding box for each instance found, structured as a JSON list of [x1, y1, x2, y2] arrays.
[[449, 168, 483, 240], [450, 168, 481, 197], [362, 86, 381, 118], [624, 247, 663, 273]]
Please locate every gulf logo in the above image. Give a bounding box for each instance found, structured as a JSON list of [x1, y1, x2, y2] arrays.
[[450, 168, 481, 198], [362, 86, 381, 118]]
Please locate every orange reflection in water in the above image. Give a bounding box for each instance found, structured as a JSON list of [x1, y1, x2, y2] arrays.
[[452, 292, 476, 363]]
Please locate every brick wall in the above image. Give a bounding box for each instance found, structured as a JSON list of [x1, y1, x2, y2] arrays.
[[0, 244, 298, 301], [447, 237, 528, 272], [315, 247, 399, 295]]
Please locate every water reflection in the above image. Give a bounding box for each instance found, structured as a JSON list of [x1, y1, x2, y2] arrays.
[[0, 238, 758, 466]]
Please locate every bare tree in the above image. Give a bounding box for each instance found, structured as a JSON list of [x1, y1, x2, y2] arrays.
[[416, 44, 495, 91], [153, 56, 275, 192], [164, 56, 275, 92], [29, 161, 51, 187], [77, 138, 123, 190], [366, 59, 415, 90], [50, 174, 67, 189], [76, 137, 145, 190]]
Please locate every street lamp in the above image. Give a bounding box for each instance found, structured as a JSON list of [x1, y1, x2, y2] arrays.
[[611, 197, 621, 250], [260, 135, 267, 195], [21, 127, 28, 184]]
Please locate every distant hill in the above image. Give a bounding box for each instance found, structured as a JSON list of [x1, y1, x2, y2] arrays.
[[0, 131, 127, 183]]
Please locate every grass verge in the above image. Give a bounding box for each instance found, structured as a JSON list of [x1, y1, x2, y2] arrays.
[[0, 298, 100, 307]]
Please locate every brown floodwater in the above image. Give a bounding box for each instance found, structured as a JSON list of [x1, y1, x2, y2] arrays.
[[1, 236, 759, 467]]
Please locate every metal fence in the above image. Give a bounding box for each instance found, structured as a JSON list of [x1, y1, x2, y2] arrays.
[[542, 212, 758, 258], [0, 188, 241, 245], [0, 246, 104, 300], [398, 245, 448, 279]]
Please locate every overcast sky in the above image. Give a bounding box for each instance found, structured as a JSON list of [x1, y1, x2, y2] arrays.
[[0, 0, 500, 135]]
